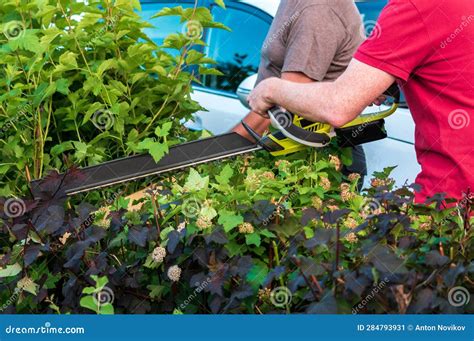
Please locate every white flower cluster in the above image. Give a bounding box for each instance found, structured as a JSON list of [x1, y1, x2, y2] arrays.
[[152, 246, 166, 263], [167, 265, 182, 282]]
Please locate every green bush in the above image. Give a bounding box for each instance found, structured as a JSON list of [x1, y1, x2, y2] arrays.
[[0, 0, 226, 195], [1, 147, 472, 314]]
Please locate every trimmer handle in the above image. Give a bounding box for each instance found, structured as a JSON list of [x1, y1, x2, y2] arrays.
[[268, 107, 331, 148]]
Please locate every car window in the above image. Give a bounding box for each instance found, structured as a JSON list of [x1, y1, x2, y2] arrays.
[[202, 5, 271, 94], [355, 0, 388, 33], [141, 2, 194, 48], [356, 1, 408, 107]]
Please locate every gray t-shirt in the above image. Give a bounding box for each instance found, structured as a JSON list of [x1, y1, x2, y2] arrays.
[[257, 0, 367, 176], [257, 0, 364, 83]]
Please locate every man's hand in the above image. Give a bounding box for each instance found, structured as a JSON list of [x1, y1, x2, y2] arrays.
[[232, 72, 317, 141], [248, 77, 280, 117]]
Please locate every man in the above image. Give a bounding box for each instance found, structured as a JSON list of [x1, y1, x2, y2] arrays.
[[249, 0, 474, 203], [233, 0, 368, 179]]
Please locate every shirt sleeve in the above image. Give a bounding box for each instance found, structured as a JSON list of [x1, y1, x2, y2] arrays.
[[282, 5, 345, 81], [354, 0, 432, 81]]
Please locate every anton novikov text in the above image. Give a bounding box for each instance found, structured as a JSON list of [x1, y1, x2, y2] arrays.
[[415, 324, 466, 331]]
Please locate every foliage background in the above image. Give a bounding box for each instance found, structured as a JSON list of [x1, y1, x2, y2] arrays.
[[0, 0, 225, 196]]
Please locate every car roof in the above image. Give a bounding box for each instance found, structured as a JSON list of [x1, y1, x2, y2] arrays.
[[235, 0, 384, 18], [237, 0, 280, 17]]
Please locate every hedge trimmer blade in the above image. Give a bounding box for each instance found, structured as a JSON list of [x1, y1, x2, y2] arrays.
[[31, 133, 262, 196], [30, 84, 401, 196]]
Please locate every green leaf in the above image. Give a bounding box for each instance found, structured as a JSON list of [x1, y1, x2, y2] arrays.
[[147, 285, 165, 299], [198, 66, 223, 76], [183, 168, 209, 192], [373, 166, 398, 179], [137, 138, 169, 163], [0, 263, 22, 278], [246, 261, 268, 289], [80, 296, 98, 313], [55, 78, 70, 95], [225, 240, 242, 257], [97, 59, 117, 78], [154, 122, 172, 137], [218, 210, 243, 232], [73, 141, 89, 162], [82, 287, 96, 294], [9, 31, 41, 53], [144, 254, 159, 269], [200, 205, 217, 221], [99, 303, 114, 315], [245, 233, 261, 247], [94, 276, 109, 289], [340, 147, 353, 166], [17, 280, 39, 296], [151, 6, 185, 19], [215, 164, 233, 186], [259, 229, 276, 238], [214, 0, 226, 9], [185, 50, 205, 65], [59, 51, 78, 69]]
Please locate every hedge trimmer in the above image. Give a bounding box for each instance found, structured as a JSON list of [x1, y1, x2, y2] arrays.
[[31, 85, 400, 196]]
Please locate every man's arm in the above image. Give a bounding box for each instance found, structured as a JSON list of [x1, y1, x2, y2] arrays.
[[248, 59, 396, 128], [232, 72, 315, 141]]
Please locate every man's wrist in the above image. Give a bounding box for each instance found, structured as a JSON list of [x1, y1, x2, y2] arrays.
[[265, 77, 281, 104]]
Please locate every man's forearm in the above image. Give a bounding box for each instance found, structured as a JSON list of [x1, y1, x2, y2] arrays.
[[251, 59, 396, 127], [266, 79, 366, 127]]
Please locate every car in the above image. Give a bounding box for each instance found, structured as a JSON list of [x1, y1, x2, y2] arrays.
[[140, 0, 421, 188]]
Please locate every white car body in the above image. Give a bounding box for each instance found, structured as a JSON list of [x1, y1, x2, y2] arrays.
[[186, 0, 421, 187]]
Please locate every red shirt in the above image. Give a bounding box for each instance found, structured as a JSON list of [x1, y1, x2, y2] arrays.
[[354, 0, 474, 203]]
